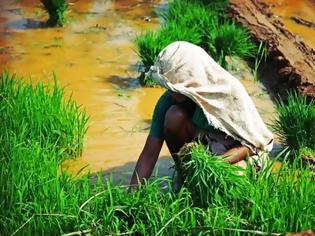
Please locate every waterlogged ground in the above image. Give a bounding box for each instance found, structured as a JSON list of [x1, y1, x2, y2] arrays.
[[0, 0, 313, 179], [265, 0, 315, 48]]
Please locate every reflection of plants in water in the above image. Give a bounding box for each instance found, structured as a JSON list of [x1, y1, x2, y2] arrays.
[[273, 91, 315, 159], [36, 38, 63, 48], [41, 0, 68, 27], [112, 84, 131, 99]]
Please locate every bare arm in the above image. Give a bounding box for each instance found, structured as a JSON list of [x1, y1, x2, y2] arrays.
[[129, 136, 164, 187], [223, 146, 252, 164]]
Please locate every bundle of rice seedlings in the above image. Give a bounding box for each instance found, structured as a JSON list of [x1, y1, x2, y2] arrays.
[[135, 22, 202, 86], [206, 20, 257, 66], [178, 143, 251, 208], [160, 0, 219, 30], [41, 0, 68, 26], [272, 91, 315, 160]]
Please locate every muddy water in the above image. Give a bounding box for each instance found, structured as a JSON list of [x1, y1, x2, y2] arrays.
[[0, 0, 172, 178], [265, 0, 315, 48], [0, 0, 280, 180]]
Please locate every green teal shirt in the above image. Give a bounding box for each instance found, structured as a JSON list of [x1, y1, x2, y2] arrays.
[[149, 91, 211, 139]]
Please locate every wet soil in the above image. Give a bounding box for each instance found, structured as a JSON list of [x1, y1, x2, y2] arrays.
[[229, 0, 315, 99]]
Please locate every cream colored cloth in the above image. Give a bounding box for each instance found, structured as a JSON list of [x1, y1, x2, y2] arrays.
[[146, 41, 274, 152]]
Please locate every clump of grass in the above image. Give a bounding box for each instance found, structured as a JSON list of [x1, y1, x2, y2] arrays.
[[0, 71, 89, 234], [135, 0, 257, 86], [244, 154, 315, 233], [206, 20, 257, 66], [252, 41, 267, 81], [0, 71, 88, 157], [160, 0, 219, 31], [135, 21, 203, 85], [272, 91, 315, 157], [178, 143, 251, 207], [1, 71, 314, 234], [41, 0, 68, 26]]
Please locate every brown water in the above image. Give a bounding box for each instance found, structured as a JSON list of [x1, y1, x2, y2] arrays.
[[265, 0, 315, 48], [1, 0, 310, 179]]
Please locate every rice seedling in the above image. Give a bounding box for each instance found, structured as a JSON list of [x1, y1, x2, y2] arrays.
[[272, 91, 315, 158], [159, 0, 219, 31], [1, 71, 314, 235], [178, 143, 251, 208], [241, 155, 315, 233], [252, 41, 267, 81], [41, 0, 68, 26], [0, 71, 89, 234], [162, 0, 227, 21], [135, 21, 202, 85], [0, 71, 88, 157], [192, 0, 229, 10], [206, 20, 257, 66], [135, 0, 257, 85]]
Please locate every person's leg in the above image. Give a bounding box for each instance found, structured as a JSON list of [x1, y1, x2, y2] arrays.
[[164, 105, 197, 164]]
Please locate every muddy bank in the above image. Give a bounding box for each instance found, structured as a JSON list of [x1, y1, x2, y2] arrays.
[[228, 0, 315, 99]]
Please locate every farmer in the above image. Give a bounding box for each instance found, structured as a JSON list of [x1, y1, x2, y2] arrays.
[[130, 41, 273, 186]]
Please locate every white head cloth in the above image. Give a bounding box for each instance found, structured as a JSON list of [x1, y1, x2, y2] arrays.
[[147, 41, 274, 152]]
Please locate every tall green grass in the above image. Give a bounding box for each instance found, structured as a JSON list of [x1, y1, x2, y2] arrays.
[[177, 143, 315, 234], [178, 143, 250, 208], [206, 20, 257, 66], [272, 92, 315, 158], [135, 0, 256, 86], [136, 21, 203, 73], [0, 71, 88, 234], [0, 72, 87, 157], [1, 71, 314, 235], [41, 0, 68, 26]]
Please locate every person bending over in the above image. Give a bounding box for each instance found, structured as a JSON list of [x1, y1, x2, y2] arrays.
[[130, 41, 273, 186]]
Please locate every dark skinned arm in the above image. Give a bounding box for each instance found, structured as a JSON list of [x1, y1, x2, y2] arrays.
[[129, 136, 163, 187], [223, 146, 253, 164]]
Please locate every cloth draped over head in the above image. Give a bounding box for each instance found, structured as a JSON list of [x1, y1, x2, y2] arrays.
[[146, 41, 274, 152]]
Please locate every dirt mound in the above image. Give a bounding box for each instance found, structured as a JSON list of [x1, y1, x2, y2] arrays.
[[228, 0, 315, 99]]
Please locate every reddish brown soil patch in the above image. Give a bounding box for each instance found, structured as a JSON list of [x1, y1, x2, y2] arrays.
[[228, 0, 315, 99]]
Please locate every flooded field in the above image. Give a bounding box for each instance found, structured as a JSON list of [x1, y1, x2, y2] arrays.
[[265, 0, 315, 48], [0, 0, 313, 178], [2, 1, 314, 235]]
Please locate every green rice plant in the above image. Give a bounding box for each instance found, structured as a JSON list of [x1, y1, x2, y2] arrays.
[[191, 0, 229, 10], [41, 0, 68, 26], [242, 154, 315, 233], [0, 71, 89, 234], [136, 0, 257, 86], [162, 0, 227, 21], [135, 21, 202, 86], [252, 41, 267, 81], [80, 177, 200, 235], [0, 71, 88, 157], [159, 0, 219, 51], [272, 91, 315, 156], [1, 71, 314, 234], [160, 0, 219, 30], [135, 31, 164, 74], [206, 20, 257, 66], [136, 0, 217, 79], [178, 143, 251, 208]]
